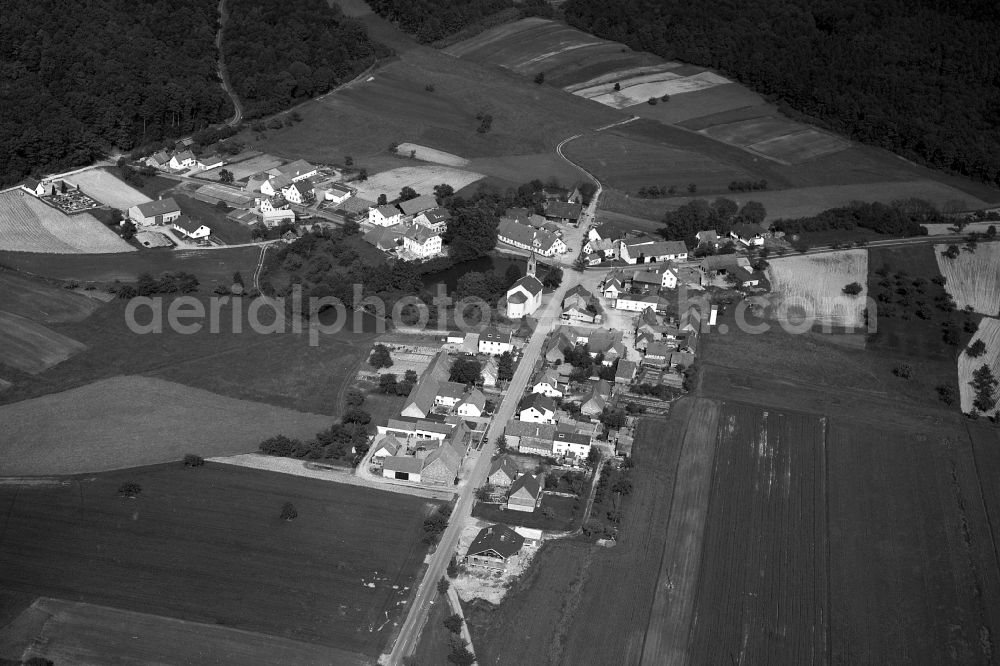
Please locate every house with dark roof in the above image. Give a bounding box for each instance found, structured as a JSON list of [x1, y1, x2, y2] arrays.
[[507, 474, 542, 512], [488, 455, 519, 488], [580, 379, 612, 416], [643, 342, 673, 367], [414, 207, 451, 233], [382, 455, 424, 482], [497, 218, 567, 257], [503, 420, 557, 452], [171, 216, 211, 240], [398, 194, 437, 216], [518, 394, 556, 423], [531, 368, 563, 398], [144, 151, 172, 169], [281, 180, 316, 205], [619, 238, 688, 264], [420, 440, 463, 484], [730, 222, 767, 247], [695, 230, 720, 248], [456, 388, 487, 417], [196, 154, 224, 170], [479, 328, 513, 355], [615, 360, 637, 385], [169, 150, 196, 170], [506, 268, 544, 319], [129, 197, 182, 226], [465, 524, 525, 569], [370, 434, 403, 461], [260, 173, 293, 197], [369, 204, 402, 227], [544, 201, 583, 224], [400, 351, 451, 419]]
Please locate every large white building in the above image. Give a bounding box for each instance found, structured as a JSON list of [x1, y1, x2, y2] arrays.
[[619, 238, 688, 264], [369, 204, 402, 227], [479, 329, 513, 355], [506, 254, 543, 319], [402, 224, 442, 258], [129, 198, 182, 226]]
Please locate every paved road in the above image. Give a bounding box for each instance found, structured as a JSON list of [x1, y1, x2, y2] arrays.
[[385, 277, 577, 664]]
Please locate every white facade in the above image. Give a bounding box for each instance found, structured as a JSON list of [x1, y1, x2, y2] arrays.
[[531, 381, 562, 398], [518, 406, 555, 424], [369, 206, 402, 227], [479, 338, 513, 355]]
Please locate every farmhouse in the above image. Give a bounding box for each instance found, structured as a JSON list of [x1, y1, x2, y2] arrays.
[[369, 204, 403, 227], [583, 237, 616, 259], [382, 455, 424, 483], [552, 431, 592, 460], [580, 379, 612, 417], [507, 474, 542, 512], [196, 154, 224, 170], [260, 174, 292, 197], [281, 181, 316, 206], [319, 182, 354, 204], [479, 329, 514, 355], [370, 434, 403, 461], [465, 524, 525, 570], [272, 159, 318, 183], [400, 351, 451, 419], [504, 420, 557, 452], [129, 198, 182, 226], [531, 368, 563, 398], [695, 230, 720, 249], [619, 238, 688, 264], [364, 224, 405, 252], [518, 394, 556, 423], [544, 201, 583, 224], [731, 223, 767, 247], [401, 224, 442, 258], [506, 254, 543, 319], [615, 293, 669, 313], [414, 207, 451, 233], [588, 222, 629, 244], [169, 151, 196, 170], [488, 455, 519, 488], [497, 218, 566, 257], [700, 254, 749, 278], [419, 442, 463, 485], [456, 389, 487, 417], [144, 151, 171, 169], [615, 359, 637, 385], [398, 194, 438, 217], [643, 342, 672, 367], [601, 270, 627, 300], [170, 216, 211, 240]]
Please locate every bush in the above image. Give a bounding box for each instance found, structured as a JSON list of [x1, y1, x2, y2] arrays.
[[443, 613, 464, 633], [183, 454, 205, 467], [892, 363, 913, 379], [967, 339, 987, 357], [280, 502, 298, 521], [437, 577, 450, 594], [843, 282, 863, 296], [118, 481, 142, 498], [369, 344, 393, 369]]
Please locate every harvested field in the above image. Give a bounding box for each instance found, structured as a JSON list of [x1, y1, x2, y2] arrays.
[[641, 398, 720, 666], [586, 72, 730, 109], [700, 116, 806, 146], [0, 464, 439, 659], [700, 116, 849, 163], [686, 402, 827, 665], [0, 598, 367, 666], [935, 241, 1000, 314], [957, 317, 1000, 417], [0, 270, 101, 323], [395, 143, 468, 167], [67, 168, 151, 208], [198, 153, 283, 182], [767, 249, 869, 329], [0, 189, 134, 254], [0, 375, 335, 475], [0, 311, 86, 374], [352, 166, 483, 200]]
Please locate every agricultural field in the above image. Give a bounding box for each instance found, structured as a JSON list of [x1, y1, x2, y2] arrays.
[[957, 317, 1000, 417], [685, 402, 827, 665], [198, 153, 284, 182], [0, 311, 86, 375], [352, 165, 483, 201], [0, 464, 440, 660], [68, 168, 151, 208], [766, 249, 869, 329], [935, 241, 1000, 314], [0, 189, 134, 254], [0, 270, 101, 323], [0, 375, 335, 475], [581, 71, 731, 109], [395, 143, 469, 167], [698, 116, 851, 164], [0, 598, 366, 666]]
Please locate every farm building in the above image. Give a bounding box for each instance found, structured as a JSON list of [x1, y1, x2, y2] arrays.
[[419, 441, 463, 485], [414, 207, 451, 233], [619, 238, 688, 264], [398, 194, 438, 216], [588, 222, 629, 244], [481, 357, 499, 387], [129, 198, 182, 226], [518, 394, 556, 423], [196, 154, 224, 170], [144, 151, 171, 169], [504, 420, 557, 452], [544, 201, 583, 224], [643, 342, 672, 368], [531, 368, 563, 398], [615, 360, 637, 385], [730, 223, 767, 246], [400, 351, 452, 419], [169, 151, 196, 170], [370, 434, 403, 461], [364, 224, 405, 252], [615, 293, 669, 313], [580, 380, 612, 417], [479, 329, 514, 355], [271, 159, 318, 183], [382, 455, 423, 483], [171, 216, 211, 240], [465, 524, 525, 570], [260, 174, 292, 197], [315, 182, 354, 204], [497, 218, 567, 257], [456, 389, 487, 417], [369, 204, 402, 227], [507, 474, 542, 512], [488, 455, 519, 488], [193, 184, 252, 208], [695, 230, 721, 249]]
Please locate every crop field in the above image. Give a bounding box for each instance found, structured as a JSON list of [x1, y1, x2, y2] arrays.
[[935, 241, 1000, 314], [0, 464, 439, 660], [352, 165, 483, 200], [395, 143, 468, 167], [582, 71, 731, 109], [699, 116, 850, 164], [67, 168, 151, 208], [685, 402, 827, 665], [957, 317, 1000, 417], [0, 598, 366, 666], [631, 83, 768, 125], [0, 270, 100, 323], [0, 189, 134, 254], [0, 375, 335, 475], [0, 245, 262, 285], [198, 153, 284, 182], [444, 18, 661, 88], [767, 250, 869, 329], [0, 311, 86, 375]]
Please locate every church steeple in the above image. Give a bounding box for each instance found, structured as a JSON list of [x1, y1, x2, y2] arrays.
[[527, 251, 536, 278]]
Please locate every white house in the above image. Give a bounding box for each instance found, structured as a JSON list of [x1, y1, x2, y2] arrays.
[[661, 266, 679, 289], [497, 218, 566, 257], [619, 238, 688, 264], [196, 154, 224, 170], [323, 183, 354, 204], [435, 381, 467, 408], [531, 369, 563, 398], [552, 432, 591, 460], [169, 150, 196, 170], [479, 329, 513, 355], [615, 293, 667, 313], [506, 254, 543, 319], [281, 181, 316, 206], [730, 223, 767, 247], [402, 224, 442, 258], [582, 237, 616, 259], [129, 198, 182, 226], [369, 204, 402, 227], [19, 178, 47, 197], [414, 207, 451, 233], [518, 394, 556, 424], [456, 389, 487, 417], [272, 159, 318, 183], [171, 216, 211, 239], [260, 175, 292, 197]]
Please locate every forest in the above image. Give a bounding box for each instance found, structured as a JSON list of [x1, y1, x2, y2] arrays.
[[0, 0, 230, 186], [368, 0, 553, 43], [223, 0, 386, 118], [563, 0, 1000, 188]]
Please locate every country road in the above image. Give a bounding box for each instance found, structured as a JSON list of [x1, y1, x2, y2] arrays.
[[215, 0, 243, 127]]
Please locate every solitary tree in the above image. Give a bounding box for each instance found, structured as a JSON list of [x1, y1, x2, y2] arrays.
[[219, 169, 234, 184], [843, 282, 863, 296], [377, 193, 387, 206], [437, 577, 450, 594], [534, 72, 545, 84], [369, 344, 393, 369], [399, 186, 418, 202], [280, 502, 298, 521], [967, 339, 987, 357], [344, 155, 354, 167], [613, 82, 621, 91], [358, 168, 368, 181], [345, 389, 365, 407]]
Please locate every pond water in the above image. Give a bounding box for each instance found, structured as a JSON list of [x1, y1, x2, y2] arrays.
[[421, 253, 546, 292]]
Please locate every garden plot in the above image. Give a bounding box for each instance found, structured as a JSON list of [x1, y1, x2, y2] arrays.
[[957, 317, 1000, 417], [934, 241, 1000, 314], [586, 72, 730, 109], [395, 143, 469, 167], [68, 169, 151, 208], [767, 250, 868, 329], [352, 166, 482, 201]]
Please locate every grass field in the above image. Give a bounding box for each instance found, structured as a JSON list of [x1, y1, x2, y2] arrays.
[[0, 375, 336, 475], [935, 241, 1000, 314], [631, 83, 767, 125], [0, 464, 439, 659], [0, 311, 86, 375], [352, 165, 483, 200], [957, 317, 1000, 417], [0, 270, 101, 323], [68, 168, 152, 208], [174, 193, 252, 245], [0, 189, 134, 254], [395, 143, 469, 167], [767, 250, 869, 329]]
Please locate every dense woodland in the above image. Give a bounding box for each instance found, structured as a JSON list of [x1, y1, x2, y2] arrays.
[[223, 0, 386, 118], [564, 0, 1000, 188], [368, 0, 553, 43], [0, 0, 229, 186]]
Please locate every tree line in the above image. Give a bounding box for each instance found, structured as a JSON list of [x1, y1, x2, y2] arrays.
[[563, 0, 1000, 188], [368, 0, 554, 44]]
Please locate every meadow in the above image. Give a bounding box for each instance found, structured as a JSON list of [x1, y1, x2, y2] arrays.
[[935, 241, 1000, 314], [0, 464, 440, 659], [0, 375, 335, 475], [68, 168, 151, 208], [0, 310, 86, 375], [0, 189, 133, 254], [766, 250, 869, 329], [352, 165, 483, 200], [0, 270, 101, 323], [957, 317, 1000, 417]]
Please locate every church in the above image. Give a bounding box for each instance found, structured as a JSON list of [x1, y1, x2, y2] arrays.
[[506, 253, 544, 319]]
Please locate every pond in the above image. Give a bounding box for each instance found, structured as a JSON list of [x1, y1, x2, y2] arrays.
[[420, 252, 545, 292]]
